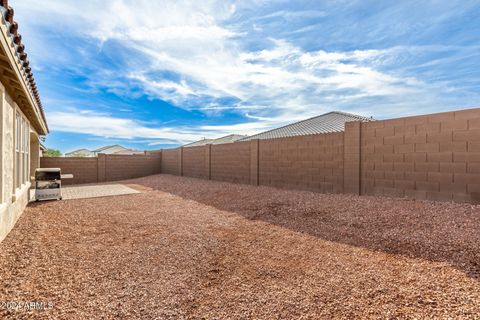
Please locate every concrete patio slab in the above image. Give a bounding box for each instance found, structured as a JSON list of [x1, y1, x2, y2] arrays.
[[30, 184, 140, 201]]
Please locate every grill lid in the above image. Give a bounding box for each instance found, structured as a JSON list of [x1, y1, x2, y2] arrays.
[[35, 168, 61, 180]]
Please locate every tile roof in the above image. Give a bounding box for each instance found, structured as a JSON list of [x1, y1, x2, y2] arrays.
[[112, 149, 144, 155], [92, 144, 128, 152], [183, 134, 248, 147], [211, 134, 248, 145], [183, 138, 215, 148], [0, 1, 47, 130], [240, 111, 373, 141], [65, 148, 91, 155]]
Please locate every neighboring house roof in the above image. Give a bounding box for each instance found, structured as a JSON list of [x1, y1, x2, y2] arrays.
[[240, 111, 373, 141], [112, 149, 144, 155], [66, 146, 142, 156], [183, 138, 215, 148], [65, 149, 94, 158], [0, 2, 48, 134], [39, 142, 47, 151], [183, 134, 248, 147], [65, 148, 93, 156], [92, 145, 136, 155], [92, 144, 125, 153], [211, 134, 248, 145]]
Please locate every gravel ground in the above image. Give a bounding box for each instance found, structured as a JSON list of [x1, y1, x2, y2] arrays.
[[1, 174, 479, 319]]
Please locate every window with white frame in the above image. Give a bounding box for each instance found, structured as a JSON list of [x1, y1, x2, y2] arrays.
[[25, 123, 29, 182], [15, 112, 30, 189], [21, 118, 25, 184], [22, 118, 27, 184], [15, 112, 21, 189]]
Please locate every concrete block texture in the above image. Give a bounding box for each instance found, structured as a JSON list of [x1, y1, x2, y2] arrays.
[[41, 153, 162, 185], [41, 157, 98, 185], [259, 133, 344, 193], [250, 140, 259, 185], [182, 146, 208, 179], [211, 141, 251, 184], [161, 149, 180, 175], [40, 107, 480, 204], [105, 154, 161, 181], [344, 121, 361, 195], [361, 108, 480, 203]]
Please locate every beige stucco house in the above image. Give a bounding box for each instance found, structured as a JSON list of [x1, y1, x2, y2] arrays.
[[92, 144, 134, 156], [65, 145, 142, 157], [65, 148, 94, 157], [0, 2, 48, 242]]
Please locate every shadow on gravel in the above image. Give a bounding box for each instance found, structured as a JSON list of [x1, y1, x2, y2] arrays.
[[128, 174, 480, 280]]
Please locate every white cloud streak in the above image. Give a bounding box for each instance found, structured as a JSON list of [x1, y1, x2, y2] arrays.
[[47, 109, 278, 145], [15, 1, 423, 108], [11, 0, 480, 145]]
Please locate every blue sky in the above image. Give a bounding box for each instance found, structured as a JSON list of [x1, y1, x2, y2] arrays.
[[12, 0, 480, 153]]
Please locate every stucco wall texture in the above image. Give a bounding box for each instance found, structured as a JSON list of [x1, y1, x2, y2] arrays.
[[0, 86, 36, 242]]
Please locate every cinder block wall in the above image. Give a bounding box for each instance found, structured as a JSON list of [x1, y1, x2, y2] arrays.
[[40, 157, 98, 185], [40, 153, 162, 185], [344, 122, 361, 194], [41, 108, 480, 203], [259, 133, 344, 192], [361, 108, 480, 203], [182, 146, 208, 179], [105, 154, 161, 181], [211, 141, 251, 183], [161, 149, 181, 175], [171, 108, 479, 204]]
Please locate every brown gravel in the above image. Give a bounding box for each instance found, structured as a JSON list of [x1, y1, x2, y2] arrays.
[[1, 174, 479, 319]]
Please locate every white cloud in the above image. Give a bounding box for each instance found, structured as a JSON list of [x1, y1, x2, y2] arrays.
[[14, 0, 425, 114], [255, 10, 328, 20], [12, 0, 480, 145], [128, 74, 197, 104], [47, 109, 276, 144]]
